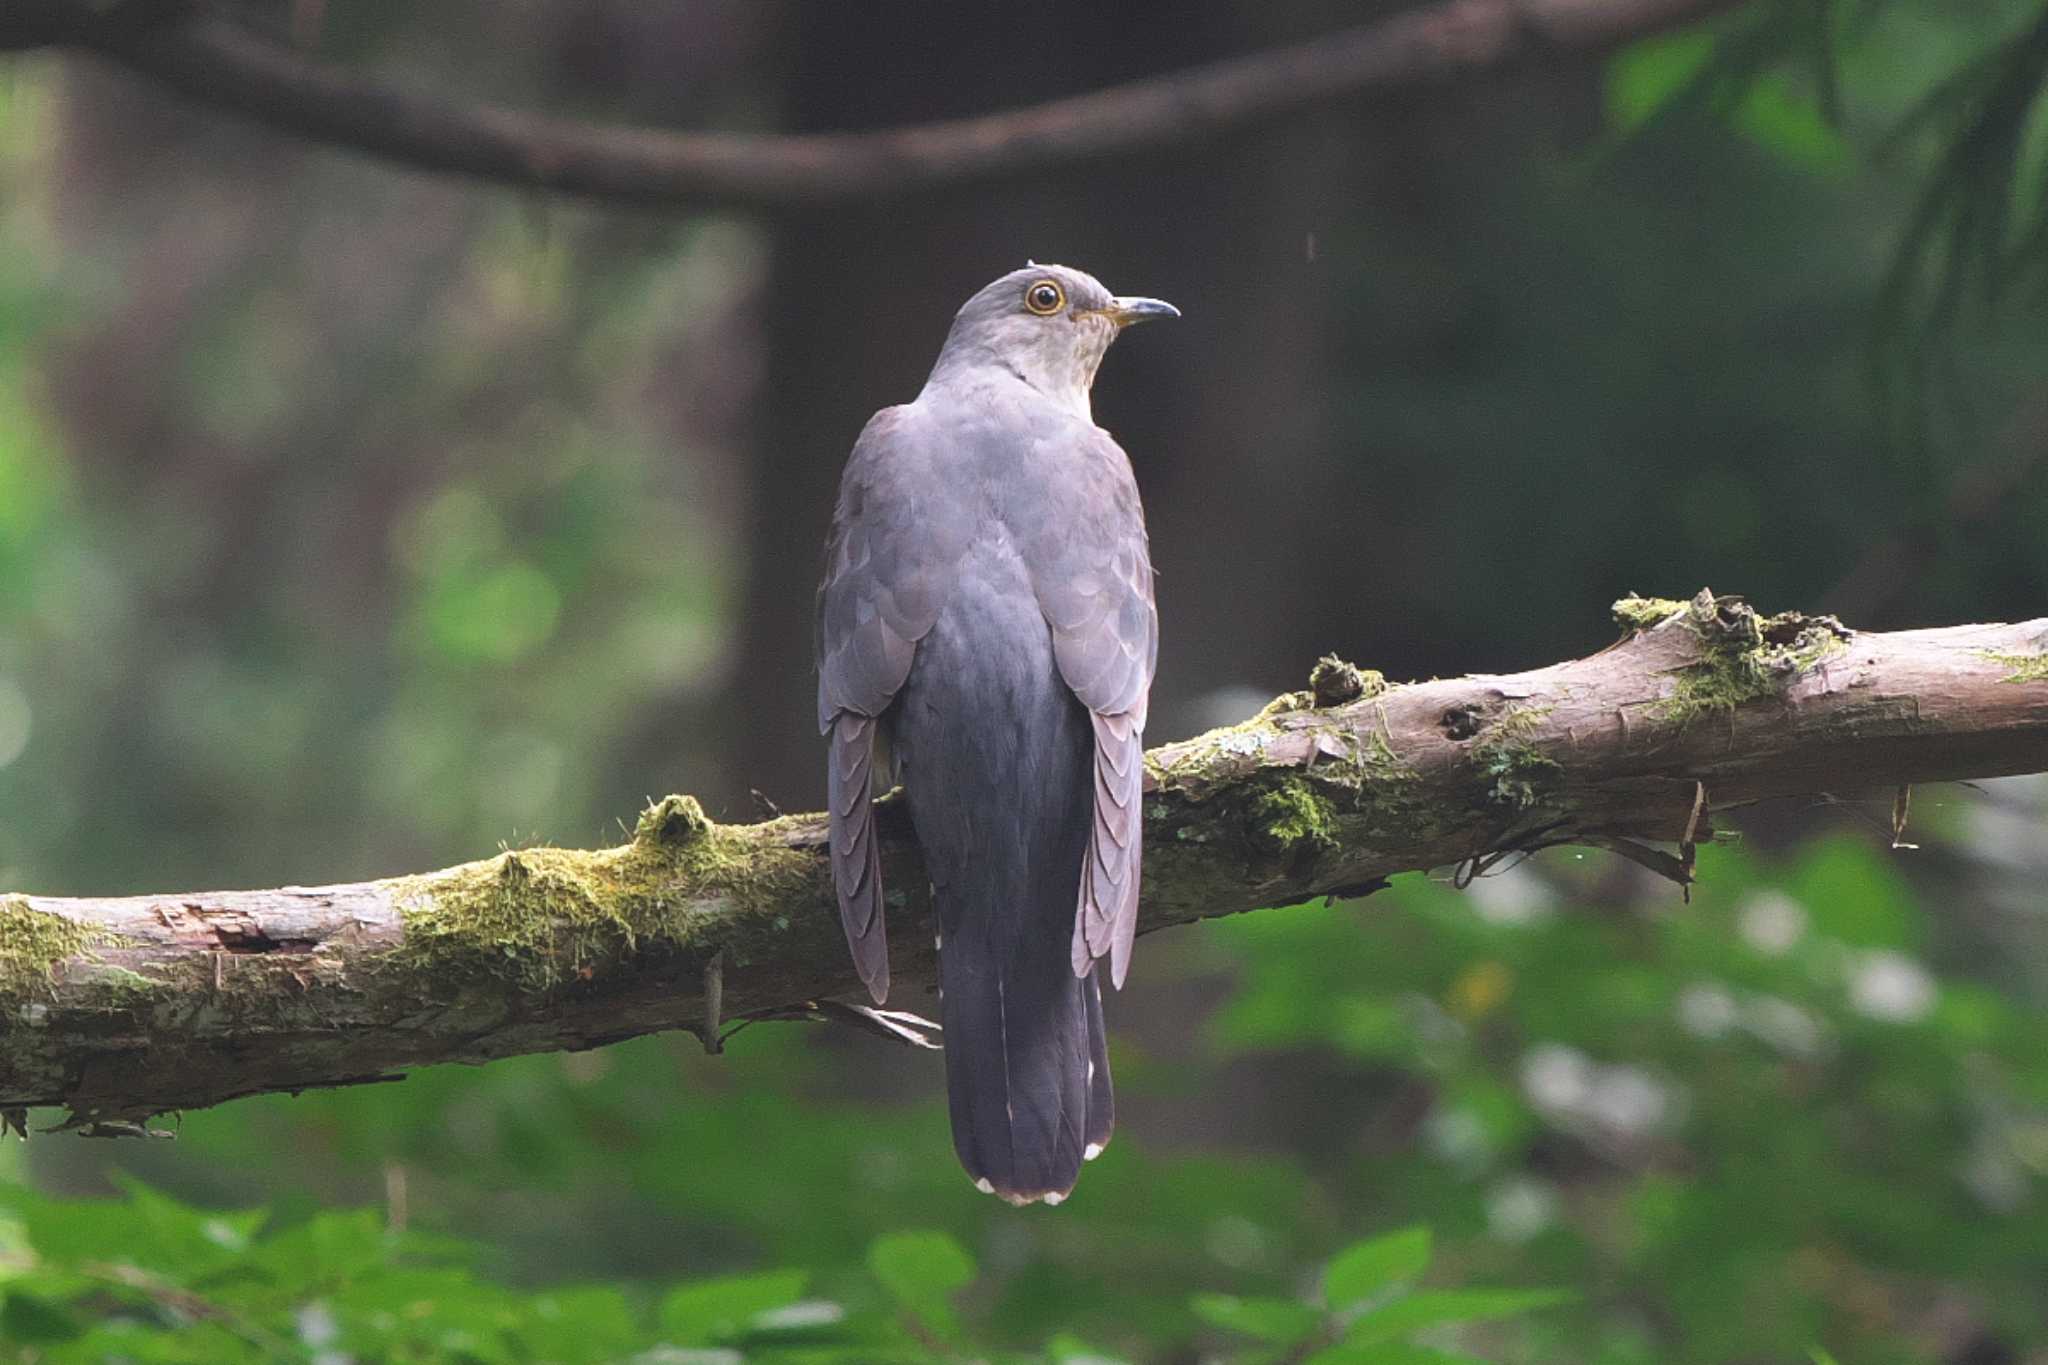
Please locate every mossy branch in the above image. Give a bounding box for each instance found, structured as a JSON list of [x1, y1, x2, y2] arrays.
[[3, 591, 2046, 1128]]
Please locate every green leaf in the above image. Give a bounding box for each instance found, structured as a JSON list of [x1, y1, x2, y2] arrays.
[[252, 1208, 390, 1297], [658, 1268, 808, 1345], [1733, 76, 1849, 169], [1323, 1226, 1431, 1310], [519, 1285, 641, 1363], [65, 1319, 262, 1364], [1607, 30, 1717, 131], [1305, 1346, 1489, 1365], [1811, 1351, 1843, 1365], [327, 1265, 525, 1363], [0, 1289, 84, 1343], [1188, 1292, 1323, 1345], [1047, 1330, 1131, 1364], [867, 1231, 976, 1341], [1346, 1288, 1573, 1345]]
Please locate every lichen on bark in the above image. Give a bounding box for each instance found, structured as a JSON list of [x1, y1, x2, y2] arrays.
[[1979, 649, 2048, 684], [387, 796, 821, 990], [1470, 704, 1562, 811], [1644, 590, 1851, 725], [0, 898, 105, 998]]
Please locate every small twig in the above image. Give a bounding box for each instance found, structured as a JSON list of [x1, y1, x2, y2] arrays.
[[55, 1119, 177, 1139], [1679, 780, 1707, 900], [383, 1161, 409, 1234], [1454, 817, 1576, 888], [720, 999, 942, 1051], [701, 948, 725, 1055], [1576, 834, 1696, 889], [81, 1259, 301, 1357], [1891, 784, 1918, 850]]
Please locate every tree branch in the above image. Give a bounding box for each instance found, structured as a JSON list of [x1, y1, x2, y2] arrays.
[[3, 592, 2045, 1126], [17, 0, 1747, 206]]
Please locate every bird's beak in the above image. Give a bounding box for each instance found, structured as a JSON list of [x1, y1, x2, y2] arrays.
[[1102, 296, 1180, 327]]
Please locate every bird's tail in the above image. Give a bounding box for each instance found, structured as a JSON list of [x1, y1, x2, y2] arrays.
[[938, 900, 1114, 1206]]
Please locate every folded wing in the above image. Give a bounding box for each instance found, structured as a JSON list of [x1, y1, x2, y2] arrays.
[[1024, 429, 1159, 989], [815, 406, 970, 1002]]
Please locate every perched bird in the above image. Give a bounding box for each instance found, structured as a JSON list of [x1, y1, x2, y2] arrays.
[[816, 264, 1174, 1205]]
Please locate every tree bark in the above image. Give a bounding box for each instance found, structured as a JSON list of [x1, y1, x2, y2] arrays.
[[15, 0, 1747, 207], [2, 593, 2044, 1128]]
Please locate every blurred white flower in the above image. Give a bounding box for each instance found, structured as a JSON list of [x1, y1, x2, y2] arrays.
[[1422, 1104, 1491, 1171], [1463, 862, 1555, 925], [1486, 1177, 1560, 1243], [1849, 950, 1937, 1023], [1402, 992, 1467, 1051], [1676, 983, 1739, 1039], [1520, 1043, 1594, 1113], [1960, 1139, 2028, 1214], [1743, 995, 1828, 1058], [755, 1302, 846, 1331], [296, 1303, 339, 1347], [1737, 891, 1808, 955], [1521, 1044, 1684, 1147], [202, 1218, 248, 1251], [1586, 1065, 1677, 1138]]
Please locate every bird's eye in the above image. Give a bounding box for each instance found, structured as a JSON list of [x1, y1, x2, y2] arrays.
[[1024, 280, 1065, 315]]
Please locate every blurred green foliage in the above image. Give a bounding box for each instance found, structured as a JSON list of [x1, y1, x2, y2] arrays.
[[1, 2, 2046, 1362], [0, 1178, 1568, 1363]]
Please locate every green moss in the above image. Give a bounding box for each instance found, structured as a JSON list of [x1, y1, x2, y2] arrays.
[[1249, 779, 1339, 857], [388, 796, 820, 991], [69, 963, 168, 1003], [1470, 704, 1562, 811], [1612, 595, 1690, 632], [1148, 679, 1426, 871], [1979, 649, 2048, 683], [634, 793, 713, 846], [1651, 590, 1851, 726], [0, 897, 101, 998], [1253, 691, 1314, 721]]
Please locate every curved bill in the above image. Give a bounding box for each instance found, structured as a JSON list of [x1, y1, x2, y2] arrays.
[[1104, 296, 1180, 326]]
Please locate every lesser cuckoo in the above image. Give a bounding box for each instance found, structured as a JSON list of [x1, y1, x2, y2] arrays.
[[816, 264, 1174, 1205]]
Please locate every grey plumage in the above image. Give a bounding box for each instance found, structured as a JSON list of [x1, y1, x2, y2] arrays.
[[816, 264, 1171, 1205]]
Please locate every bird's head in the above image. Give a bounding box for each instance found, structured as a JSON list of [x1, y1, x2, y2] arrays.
[[930, 263, 1177, 418]]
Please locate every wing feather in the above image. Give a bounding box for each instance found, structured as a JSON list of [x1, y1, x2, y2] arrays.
[[828, 712, 889, 1000], [1029, 428, 1157, 990], [816, 407, 971, 1004]]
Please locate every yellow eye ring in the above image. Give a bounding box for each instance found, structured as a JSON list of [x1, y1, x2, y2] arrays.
[[1024, 279, 1065, 315]]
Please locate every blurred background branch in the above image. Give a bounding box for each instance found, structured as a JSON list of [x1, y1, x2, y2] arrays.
[[18, 0, 1744, 205]]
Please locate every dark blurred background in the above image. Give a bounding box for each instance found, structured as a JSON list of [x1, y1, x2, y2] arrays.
[[0, 2, 2044, 1362]]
